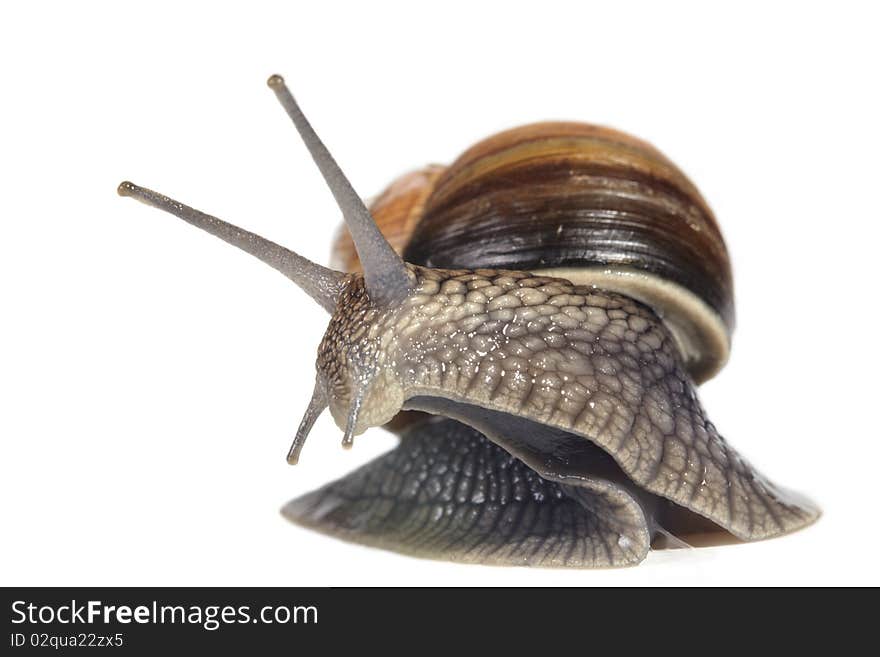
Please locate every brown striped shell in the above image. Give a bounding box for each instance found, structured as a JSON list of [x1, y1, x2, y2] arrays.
[[332, 123, 733, 383]]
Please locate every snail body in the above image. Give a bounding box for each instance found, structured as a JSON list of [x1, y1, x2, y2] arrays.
[[120, 75, 818, 567]]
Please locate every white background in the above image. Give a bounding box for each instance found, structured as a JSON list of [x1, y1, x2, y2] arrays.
[[2, 1, 878, 586]]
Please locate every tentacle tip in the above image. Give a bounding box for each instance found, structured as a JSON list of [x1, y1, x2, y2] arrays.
[[287, 441, 304, 465], [266, 74, 285, 89], [117, 181, 137, 197], [341, 437, 354, 451]]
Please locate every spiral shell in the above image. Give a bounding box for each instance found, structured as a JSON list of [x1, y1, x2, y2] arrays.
[[332, 123, 733, 383]]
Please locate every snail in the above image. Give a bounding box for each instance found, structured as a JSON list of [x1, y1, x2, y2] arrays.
[[119, 74, 819, 568]]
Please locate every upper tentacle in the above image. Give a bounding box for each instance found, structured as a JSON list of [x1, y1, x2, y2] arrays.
[[267, 75, 413, 305]]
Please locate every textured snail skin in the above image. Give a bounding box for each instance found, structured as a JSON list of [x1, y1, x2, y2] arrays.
[[283, 265, 818, 559]]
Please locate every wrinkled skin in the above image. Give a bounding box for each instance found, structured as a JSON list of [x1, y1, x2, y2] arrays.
[[285, 266, 819, 566]]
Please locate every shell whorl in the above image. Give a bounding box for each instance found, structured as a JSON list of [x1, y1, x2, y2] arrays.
[[333, 123, 733, 383]]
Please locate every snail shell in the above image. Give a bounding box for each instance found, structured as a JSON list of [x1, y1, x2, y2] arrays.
[[121, 76, 818, 568], [334, 123, 733, 383]]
